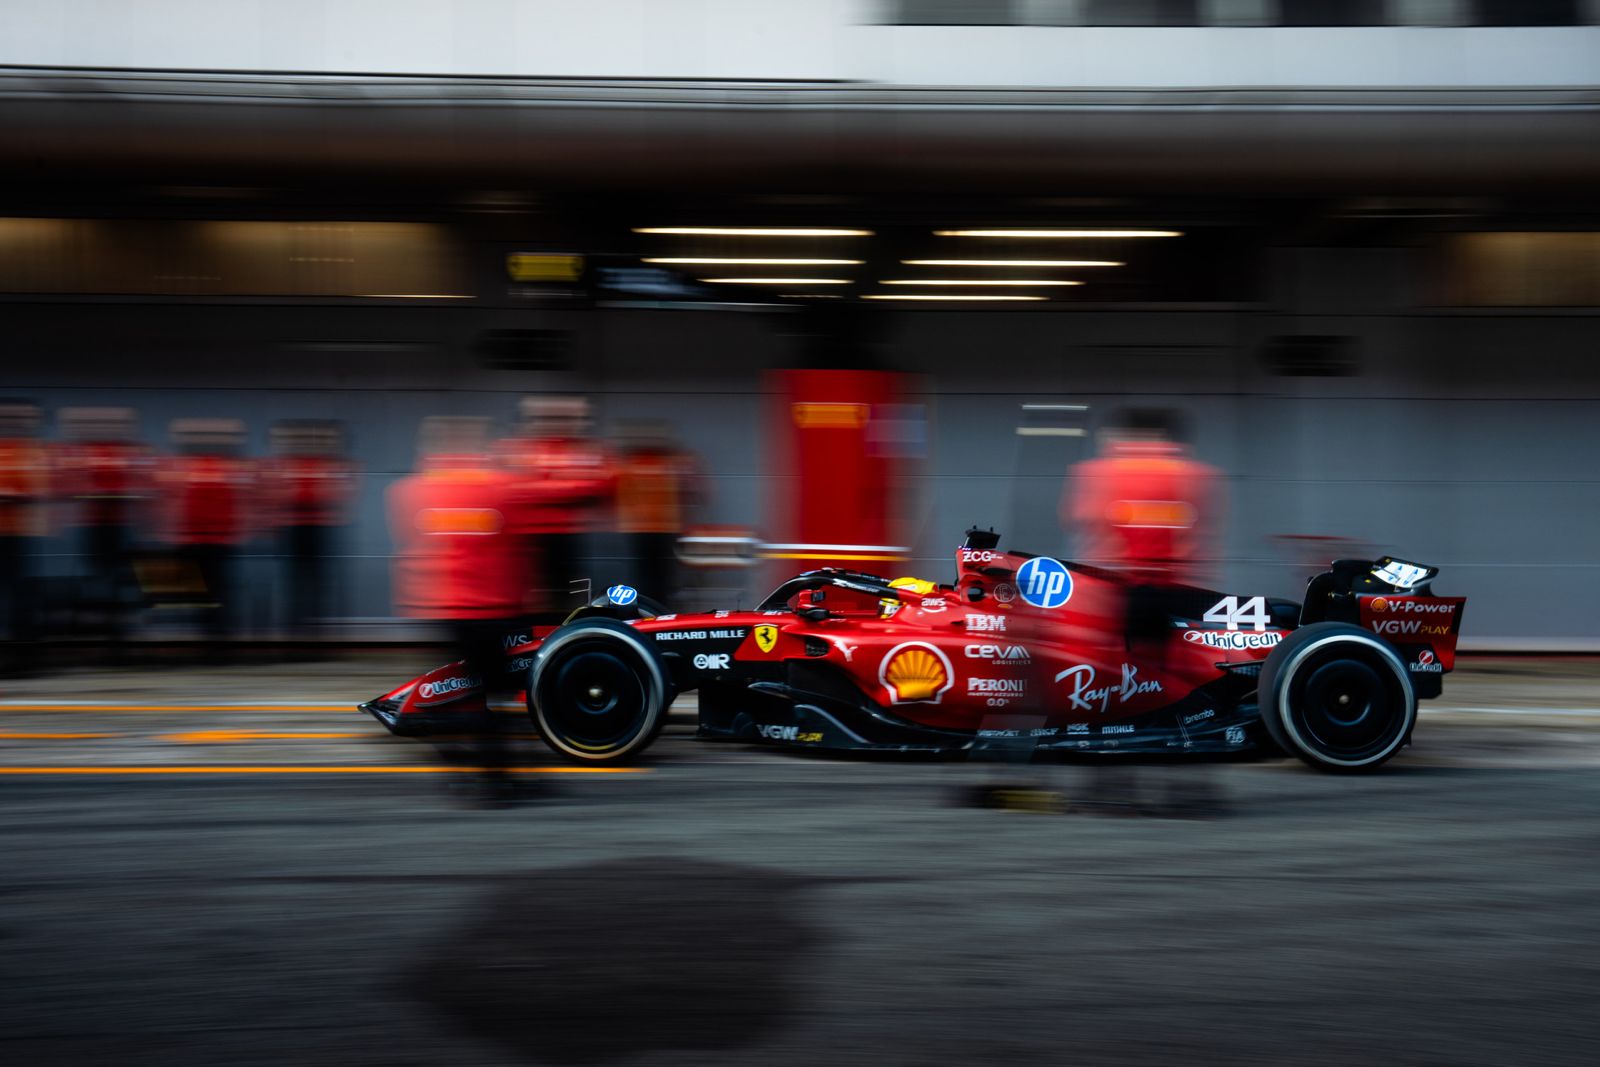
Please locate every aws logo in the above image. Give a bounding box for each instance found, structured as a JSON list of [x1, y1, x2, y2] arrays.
[[879, 642, 953, 705]]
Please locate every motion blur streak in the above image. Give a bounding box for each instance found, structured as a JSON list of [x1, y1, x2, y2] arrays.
[[0, 766, 648, 775], [2, 2, 1599, 1065]]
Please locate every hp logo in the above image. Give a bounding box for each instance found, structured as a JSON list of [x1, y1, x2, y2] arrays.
[[606, 584, 639, 606], [1016, 557, 1072, 610]]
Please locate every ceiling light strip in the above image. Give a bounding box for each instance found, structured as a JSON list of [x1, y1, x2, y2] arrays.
[[645, 257, 863, 265], [880, 279, 1082, 287], [934, 229, 1181, 239], [699, 277, 852, 285], [862, 294, 1048, 302], [901, 259, 1123, 268], [635, 227, 873, 237]]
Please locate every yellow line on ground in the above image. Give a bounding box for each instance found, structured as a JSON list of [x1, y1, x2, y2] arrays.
[[0, 732, 119, 739], [161, 730, 372, 743], [0, 765, 647, 775]]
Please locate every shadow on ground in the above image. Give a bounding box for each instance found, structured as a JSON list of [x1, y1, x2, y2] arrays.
[[402, 857, 816, 1065]]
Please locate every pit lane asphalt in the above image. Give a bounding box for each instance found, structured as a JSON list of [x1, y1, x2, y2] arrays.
[[2, 657, 1599, 1066]]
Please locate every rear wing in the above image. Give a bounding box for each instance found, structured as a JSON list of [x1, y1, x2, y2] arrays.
[[1302, 557, 1466, 696]]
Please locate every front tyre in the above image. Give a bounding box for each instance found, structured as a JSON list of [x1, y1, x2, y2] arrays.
[[528, 620, 668, 763], [1259, 622, 1416, 772]]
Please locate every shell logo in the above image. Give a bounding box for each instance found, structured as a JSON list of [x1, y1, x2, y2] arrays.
[[879, 642, 954, 705], [1371, 597, 1389, 613]]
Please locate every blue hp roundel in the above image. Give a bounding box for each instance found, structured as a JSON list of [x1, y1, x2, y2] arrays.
[[1015, 557, 1073, 609], [606, 584, 639, 606]]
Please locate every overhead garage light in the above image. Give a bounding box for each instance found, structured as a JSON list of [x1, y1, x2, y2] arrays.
[[645, 257, 863, 265], [934, 229, 1181, 238], [635, 227, 873, 237], [699, 277, 853, 285], [863, 294, 1047, 302], [881, 279, 1082, 287], [901, 259, 1123, 268]]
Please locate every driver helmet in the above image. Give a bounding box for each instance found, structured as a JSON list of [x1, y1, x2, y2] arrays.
[[881, 575, 937, 617]]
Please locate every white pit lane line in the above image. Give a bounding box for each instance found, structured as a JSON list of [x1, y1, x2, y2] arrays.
[[1422, 706, 1600, 718]]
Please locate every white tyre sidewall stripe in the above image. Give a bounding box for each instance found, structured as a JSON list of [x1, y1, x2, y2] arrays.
[[531, 626, 666, 761], [1277, 633, 1416, 769]]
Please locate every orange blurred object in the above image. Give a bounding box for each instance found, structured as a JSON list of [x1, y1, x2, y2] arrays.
[[387, 445, 550, 621], [1065, 431, 1223, 587]]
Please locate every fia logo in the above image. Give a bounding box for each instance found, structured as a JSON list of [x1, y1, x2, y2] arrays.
[[606, 584, 639, 606], [1015, 557, 1072, 610]]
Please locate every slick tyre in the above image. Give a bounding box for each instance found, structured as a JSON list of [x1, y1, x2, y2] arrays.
[[528, 620, 669, 763], [1259, 622, 1416, 772]]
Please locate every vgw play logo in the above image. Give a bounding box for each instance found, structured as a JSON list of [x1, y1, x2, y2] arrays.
[[1016, 557, 1073, 609]]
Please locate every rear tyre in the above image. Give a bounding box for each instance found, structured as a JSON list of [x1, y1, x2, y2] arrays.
[[528, 620, 668, 763], [1258, 622, 1416, 772]]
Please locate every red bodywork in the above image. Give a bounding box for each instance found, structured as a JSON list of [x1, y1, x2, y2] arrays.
[[370, 540, 1466, 742]]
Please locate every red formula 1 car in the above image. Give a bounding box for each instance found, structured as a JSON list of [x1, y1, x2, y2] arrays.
[[362, 528, 1466, 771]]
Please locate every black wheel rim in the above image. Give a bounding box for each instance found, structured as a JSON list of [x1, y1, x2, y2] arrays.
[[541, 642, 650, 753], [1286, 647, 1409, 764]]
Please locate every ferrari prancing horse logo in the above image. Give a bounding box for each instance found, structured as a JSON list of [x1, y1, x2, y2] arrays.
[[754, 625, 779, 654]]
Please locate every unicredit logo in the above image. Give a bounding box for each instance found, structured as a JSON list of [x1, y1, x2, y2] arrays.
[[1183, 630, 1281, 650], [418, 676, 479, 699]]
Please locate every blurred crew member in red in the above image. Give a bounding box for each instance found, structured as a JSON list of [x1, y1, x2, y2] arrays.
[[157, 419, 253, 649], [55, 407, 151, 655], [388, 417, 547, 804], [1065, 410, 1226, 808], [615, 419, 700, 604], [261, 421, 356, 640], [0, 401, 48, 673], [1064, 409, 1222, 588], [498, 396, 616, 614]]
